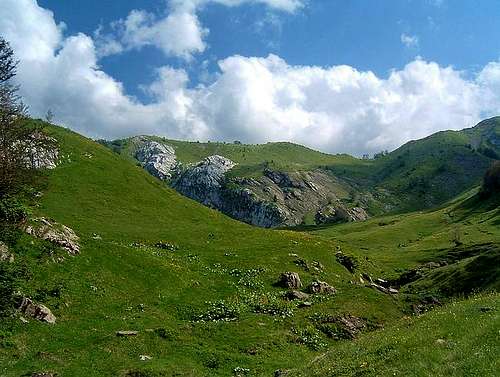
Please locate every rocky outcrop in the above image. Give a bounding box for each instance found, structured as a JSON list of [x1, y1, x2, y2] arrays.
[[17, 297, 56, 324], [279, 272, 302, 289], [0, 241, 14, 262], [173, 155, 236, 206], [134, 139, 178, 180], [307, 280, 337, 294], [24, 218, 80, 255]]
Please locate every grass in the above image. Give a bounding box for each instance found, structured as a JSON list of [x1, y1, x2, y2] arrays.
[[0, 120, 498, 376], [291, 293, 500, 377]]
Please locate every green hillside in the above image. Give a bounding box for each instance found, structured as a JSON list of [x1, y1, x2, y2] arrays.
[[104, 117, 500, 216], [292, 293, 500, 377], [0, 121, 498, 376]]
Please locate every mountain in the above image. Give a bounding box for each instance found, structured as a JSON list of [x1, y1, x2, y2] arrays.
[[101, 117, 500, 228], [0, 120, 498, 376]]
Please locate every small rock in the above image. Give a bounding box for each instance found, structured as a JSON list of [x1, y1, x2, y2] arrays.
[[31, 373, 56, 377], [279, 272, 302, 289], [17, 297, 56, 324], [285, 290, 309, 301], [0, 241, 14, 263], [307, 280, 337, 294], [435, 339, 447, 346], [139, 355, 152, 361], [116, 330, 138, 337], [274, 369, 289, 376], [19, 316, 29, 323], [298, 301, 312, 308]]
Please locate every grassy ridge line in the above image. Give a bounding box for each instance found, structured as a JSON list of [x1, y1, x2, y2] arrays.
[[291, 293, 500, 377]]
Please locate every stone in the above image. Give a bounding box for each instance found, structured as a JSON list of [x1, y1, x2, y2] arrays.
[[285, 290, 309, 301], [274, 369, 289, 377], [279, 272, 302, 289], [23, 217, 80, 255], [315, 205, 368, 225], [116, 330, 138, 337], [298, 301, 312, 308], [31, 373, 57, 377], [307, 280, 337, 294], [17, 297, 56, 324], [435, 339, 447, 346], [0, 241, 14, 262], [135, 139, 178, 180], [139, 355, 152, 361]]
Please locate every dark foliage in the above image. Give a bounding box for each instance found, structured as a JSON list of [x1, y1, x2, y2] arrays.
[[0, 37, 57, 197], [480, 161, 500, 198]]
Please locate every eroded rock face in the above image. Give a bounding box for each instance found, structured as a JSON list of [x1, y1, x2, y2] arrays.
[[279, 272, 302, 289], [173, 155, 236, 206], [24, 218, 80, 255], [135, 139, 178, 180], [0, 241, 14, 262], [17, 297, 56, 324]]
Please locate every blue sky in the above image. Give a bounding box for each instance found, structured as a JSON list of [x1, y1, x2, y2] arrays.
[[2, 0, 500, 155], [38, 0, 500, 100]]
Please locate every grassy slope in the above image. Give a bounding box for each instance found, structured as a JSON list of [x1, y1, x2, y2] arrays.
[[0, 124, 400, 377], [292, 293, 500, 377], [1, 122, 498, 376]]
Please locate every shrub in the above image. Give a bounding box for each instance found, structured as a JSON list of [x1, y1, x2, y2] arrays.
[[480, 161, 500, 198]]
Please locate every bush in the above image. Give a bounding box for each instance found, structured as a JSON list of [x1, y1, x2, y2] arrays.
[[0, 196, 28, 223], [480, 161, 500, 197], [0, 263, 24, 317]]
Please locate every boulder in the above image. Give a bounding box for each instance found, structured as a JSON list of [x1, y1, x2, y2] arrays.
[[285, 290, 309, 301], [307, 280, 337, 294], [17, 297, 56, 324], [135, 139, 178, 180], [24, 218, 80, 255], [117, 330, 138, 337], [279, 272, 302, 289], [0, 241, 14, 262]]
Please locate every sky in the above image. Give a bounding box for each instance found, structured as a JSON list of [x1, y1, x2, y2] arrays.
[[1, 0, 500, 155]]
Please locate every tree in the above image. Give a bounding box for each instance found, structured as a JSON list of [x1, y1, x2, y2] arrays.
[[0, 37, 57, 197], [480, 160, 500, 198]]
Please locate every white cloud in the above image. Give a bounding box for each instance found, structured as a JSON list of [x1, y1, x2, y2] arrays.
[[401, 33, 419, 48], [1, 0, 500, 156], [96, 0, 303, 59]]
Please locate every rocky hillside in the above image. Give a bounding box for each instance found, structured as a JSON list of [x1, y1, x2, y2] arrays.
[[101, 117, 500, 227]]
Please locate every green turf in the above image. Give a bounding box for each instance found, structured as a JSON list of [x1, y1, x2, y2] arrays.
[[0, 121, 498, 376]]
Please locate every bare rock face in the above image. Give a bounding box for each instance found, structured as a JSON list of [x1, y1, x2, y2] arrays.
[[25, 133, 59, 169], [173, 155, 236, 206], [17, 297, 56, 324], [135, 139, 177, 180], [279, 272, 302, 289], [0, 241, 14, 262], [307, 280, 337, 294], [24, 218, 80, 255]]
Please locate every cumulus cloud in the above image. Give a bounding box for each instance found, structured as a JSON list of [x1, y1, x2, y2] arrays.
[[401, 33, 419, 48], [1, 0, 500, 156], [96, 0, 303, 59]]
